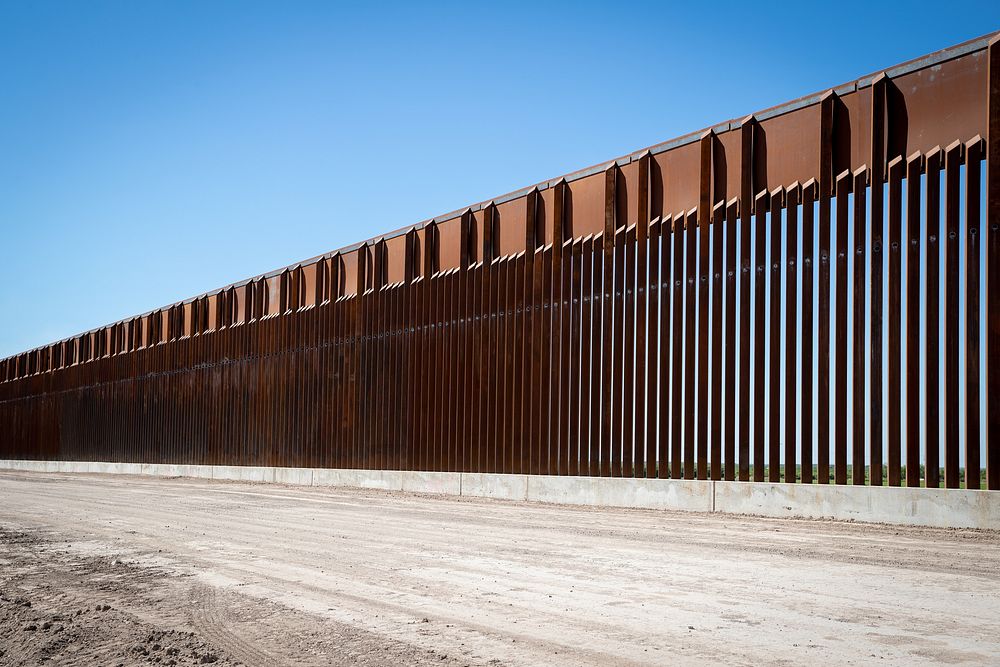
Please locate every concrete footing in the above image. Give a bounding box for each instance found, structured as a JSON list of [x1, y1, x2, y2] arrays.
[[1, 459, 996, 529], [525, 475, 714, 512]]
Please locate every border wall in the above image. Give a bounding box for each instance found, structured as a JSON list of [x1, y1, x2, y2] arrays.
[[2, 34, 1000, 517]]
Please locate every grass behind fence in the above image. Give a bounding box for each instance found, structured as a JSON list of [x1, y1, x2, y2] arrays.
[[623, 465, 987, 488]]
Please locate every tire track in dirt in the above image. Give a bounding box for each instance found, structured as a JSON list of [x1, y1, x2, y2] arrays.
[[189, 585, 282, 667]]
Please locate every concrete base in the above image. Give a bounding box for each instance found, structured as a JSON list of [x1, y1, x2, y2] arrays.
[[462, 473, 528, 501], [526, 475, 714, 512], [401, 471, 462, 495], [141, 463, 216, 479], [312, 469, 403, 490], [714, 480, 1000, 529], [1, 459, 997, 529]]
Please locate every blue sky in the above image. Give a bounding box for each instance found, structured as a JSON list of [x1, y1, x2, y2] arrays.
[[1, 1, 997, 359]]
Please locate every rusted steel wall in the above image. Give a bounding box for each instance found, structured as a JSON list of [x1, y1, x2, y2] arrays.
[[2, 33, 999, 489]]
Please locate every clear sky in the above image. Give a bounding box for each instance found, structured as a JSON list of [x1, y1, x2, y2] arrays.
[[1, 1, 998, 359]]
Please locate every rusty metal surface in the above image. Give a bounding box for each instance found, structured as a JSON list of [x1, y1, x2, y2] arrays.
[[1, 33, 998, 489]]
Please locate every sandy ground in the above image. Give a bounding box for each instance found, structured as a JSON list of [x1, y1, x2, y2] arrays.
[[0, 471, 997, 666]]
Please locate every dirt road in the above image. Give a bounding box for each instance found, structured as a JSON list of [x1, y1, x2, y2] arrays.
[[0, 471, 997, 666]]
